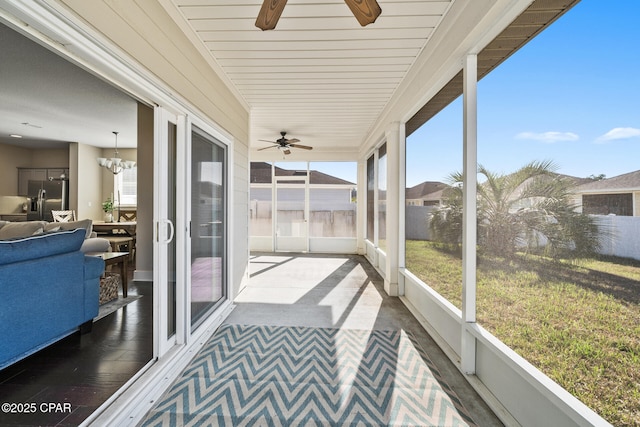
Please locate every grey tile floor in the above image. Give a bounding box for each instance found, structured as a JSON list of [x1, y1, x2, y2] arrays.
[[225, 252, 504, 426]]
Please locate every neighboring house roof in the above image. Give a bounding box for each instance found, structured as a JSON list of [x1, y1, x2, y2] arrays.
[[405, 181, 448, 200], [506, 172, 591, 199], [574, 170, 640, 193], [250, 162, 355, 186], [250, 162, 274, 184], [554, 173, 594, 187]]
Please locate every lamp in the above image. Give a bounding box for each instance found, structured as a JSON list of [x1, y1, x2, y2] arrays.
[[96, 131, 136, 174]]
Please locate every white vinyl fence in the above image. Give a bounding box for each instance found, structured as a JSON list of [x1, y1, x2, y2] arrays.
[[595, 215, 640, 261], [405, 206, 436, 240], [406, 207, 640, 261]]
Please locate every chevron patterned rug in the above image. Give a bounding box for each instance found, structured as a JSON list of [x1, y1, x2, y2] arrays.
[[140, 324, 476, 426]]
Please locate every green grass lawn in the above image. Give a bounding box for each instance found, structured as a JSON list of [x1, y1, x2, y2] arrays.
[[406, 240, 640, 427]]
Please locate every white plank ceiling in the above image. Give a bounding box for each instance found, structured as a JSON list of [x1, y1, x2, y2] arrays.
[[167, 0, 453, 156]]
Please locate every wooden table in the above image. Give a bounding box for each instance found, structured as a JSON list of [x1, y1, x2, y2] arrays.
[[92, 221, 137, 258], [92, 221, 136, 236], [87, 251, 130, 298]]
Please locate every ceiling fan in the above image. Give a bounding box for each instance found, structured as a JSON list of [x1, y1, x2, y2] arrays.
[[256, 0, 381, 31], [258, 131, 313, 155]]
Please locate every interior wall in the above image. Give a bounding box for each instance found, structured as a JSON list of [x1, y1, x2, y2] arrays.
[[30, 147, 69, 168], [68, 143, 78, 215], [75, 143, 103, 220], [136, 103, 154, 280], [0, 144, 69, 196], [0, 144, 30, 195]]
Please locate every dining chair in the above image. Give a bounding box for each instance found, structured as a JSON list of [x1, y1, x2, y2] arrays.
[[119, 209, 137, 222], [111, 209, 137, 261], [52, 210, 76, 222]]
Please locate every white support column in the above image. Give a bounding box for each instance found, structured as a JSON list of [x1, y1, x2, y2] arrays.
[[373, 150, 379, 265], [271, 162, 276, 252], [356, 159, 367, 255], [304, 162, 310, 253], [398, 124, 407, 296], [385, 122, 401, 296], [461, 54, 478, 375]]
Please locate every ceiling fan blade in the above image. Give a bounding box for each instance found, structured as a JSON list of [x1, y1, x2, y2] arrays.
[[258, 139, 278, 144], [344, 0, 381, 26], [286, 138, 300, 143], [255, 0, 288, 31], [290, 143, 313, 150], [258, 145, 278, 151], [283, 149, 291, 155]]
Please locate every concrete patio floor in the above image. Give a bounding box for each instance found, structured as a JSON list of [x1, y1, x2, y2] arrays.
[[225, 252, 504, 426]]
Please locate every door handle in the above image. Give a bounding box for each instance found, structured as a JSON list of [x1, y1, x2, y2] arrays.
[[166, 220, 175, 243], [156, 219, 175, 243]]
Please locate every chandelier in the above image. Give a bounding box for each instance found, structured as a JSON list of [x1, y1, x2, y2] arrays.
[[96, 131, 136, 175]]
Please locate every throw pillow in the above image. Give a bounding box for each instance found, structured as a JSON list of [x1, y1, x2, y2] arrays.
[[0, 221, 47, 240], [44, 219, 93, 239]]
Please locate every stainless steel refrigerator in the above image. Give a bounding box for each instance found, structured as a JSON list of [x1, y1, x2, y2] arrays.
[[27, 177, 69, 222]]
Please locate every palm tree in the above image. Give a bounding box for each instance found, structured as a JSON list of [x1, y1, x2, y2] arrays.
[[429, 160, 602, 258]]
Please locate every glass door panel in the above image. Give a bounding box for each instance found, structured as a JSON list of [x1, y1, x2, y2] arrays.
[[378, 143, 387, 252], [154, 106, 180, 356], [167, 122, 177, 339], [275, 178, 308, 252], [190, 127, 226, 330]]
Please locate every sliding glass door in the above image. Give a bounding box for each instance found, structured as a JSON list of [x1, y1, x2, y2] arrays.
[[155, 112, 228, 347], [190, 126, 226, 329]]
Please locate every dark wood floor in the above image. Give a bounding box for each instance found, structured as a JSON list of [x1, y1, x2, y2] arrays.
[[0, 273, 152, 426]]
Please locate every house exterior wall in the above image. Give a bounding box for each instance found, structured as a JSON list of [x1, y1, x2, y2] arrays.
[[233, 140, 250, 294], [574, 191, 640, 217], [406, 198, 440, 207], [570, 194, 582, 212]]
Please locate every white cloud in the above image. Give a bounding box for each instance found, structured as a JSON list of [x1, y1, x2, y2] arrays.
[[595, 127, 640, 143], [515, 131, 579, 143]]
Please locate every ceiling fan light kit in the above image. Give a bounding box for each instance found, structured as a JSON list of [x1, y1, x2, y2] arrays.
[[255, 0, 381, 31]]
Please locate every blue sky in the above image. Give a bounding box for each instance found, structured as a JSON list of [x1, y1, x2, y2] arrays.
[[406, 0, 640, 187]]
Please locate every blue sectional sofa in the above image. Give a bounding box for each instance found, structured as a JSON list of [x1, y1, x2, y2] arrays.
[[0, 227, 105, 370]]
